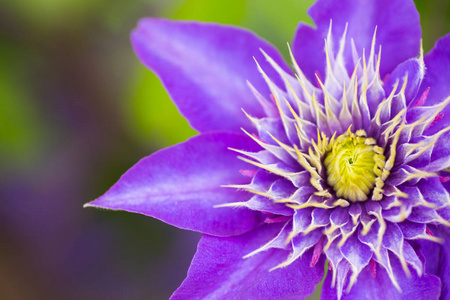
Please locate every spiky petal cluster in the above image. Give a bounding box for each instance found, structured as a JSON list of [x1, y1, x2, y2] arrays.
[[221, 25, 450, 298]]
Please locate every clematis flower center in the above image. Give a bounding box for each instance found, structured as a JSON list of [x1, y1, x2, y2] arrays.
[[324, 129, 386, 202]]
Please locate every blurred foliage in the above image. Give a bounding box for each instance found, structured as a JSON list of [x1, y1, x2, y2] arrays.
[[415, 0, 450, 51], [174, 0, 247, 23], [0, 43, 46, 167], [127, 66, 198, 147], [5, 0, 97, 29]]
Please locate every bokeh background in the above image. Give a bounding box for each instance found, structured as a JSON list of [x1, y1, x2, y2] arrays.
[[0, 0, 448, 299]]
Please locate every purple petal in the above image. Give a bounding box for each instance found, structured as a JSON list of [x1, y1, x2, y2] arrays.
[[331, 207, 350, 227], [131, 18, 291, 133], [172, 224, 325, 300], [418, 238, 442, 277], [382, 222, 423, 275], [292, 208, 314, 234], [86, 132, 264, 237], [340, 234, 372, 278], [426, 130, 450, 172], [322, 252, 441, 299], [434, 227, 450, 299], [407, 206, 443, 225], [254, 117, 290, 146], [290, 228, 324, 262], [292, 22, 326, 84], [419, 34, 450, 107], [293, 0, 421, 80], [324, 240, 345, 285], [397, 220, 430, 240], [246, 195, 294, 216], [385, 58, 424, 107], [416, 178, 450, 208], [419, 34, 450, 110], [419, 34, 450, 134], [438, 206, 450, 222]]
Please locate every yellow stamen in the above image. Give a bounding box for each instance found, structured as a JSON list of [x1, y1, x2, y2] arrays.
[[324, 129, 386, 202]]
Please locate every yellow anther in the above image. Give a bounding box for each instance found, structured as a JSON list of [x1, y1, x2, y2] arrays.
[[324, 129, 386, 202]]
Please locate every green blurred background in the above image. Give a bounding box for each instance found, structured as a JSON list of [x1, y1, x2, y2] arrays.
[[0, 0, 448, 299]]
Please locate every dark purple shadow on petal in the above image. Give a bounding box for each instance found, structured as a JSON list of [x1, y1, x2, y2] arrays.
[[131, 18, 292, 133], [417, 225, 450, 300], [434, 227, 450, 299], [321, 251, 441, 300], [293, 0, 421, 82], [172, 224, 325, 300], [438, 173, 450, 299], [417, 238, 441, 277], [86, 132, 265, 237]]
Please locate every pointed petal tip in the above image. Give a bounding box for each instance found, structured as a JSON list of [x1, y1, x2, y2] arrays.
[[83, 202, 93, 209], [82, 132, 265, 237], [82, 198, 118, 210], [83, 198, 104, 209]]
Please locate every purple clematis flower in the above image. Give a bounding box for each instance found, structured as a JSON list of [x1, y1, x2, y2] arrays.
[[85, 0, 450, 299]]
